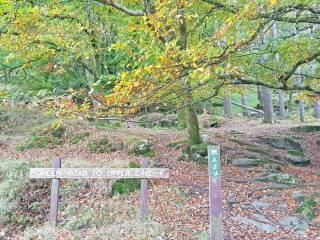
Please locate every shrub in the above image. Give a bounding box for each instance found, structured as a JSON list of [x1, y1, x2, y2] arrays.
[[69, 132, 90, 144], [86, 137, 111, 153], [16, 134, 61, 151], [0, 159, 31, 225], [112, 162, 141, 195]]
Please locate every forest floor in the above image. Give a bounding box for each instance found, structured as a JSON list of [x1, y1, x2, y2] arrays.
[[0, 108, 319, 240]]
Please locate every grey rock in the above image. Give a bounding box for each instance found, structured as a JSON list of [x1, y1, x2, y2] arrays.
[[286, 150, 310, 166], [255, 173, 301, 185], [262, 137, 303, 151], [279, 216, 308, 231], [292, 192, 305, 203], [232, 159, 262, 168], [251, 214, 271, 223], [273, 203, 288, 212], [231, 216, 278, 233], [190, 153, 207, 164], [292, 125, 320, 133], [263, 163, 282, 172], [252, 201, 272, 208]]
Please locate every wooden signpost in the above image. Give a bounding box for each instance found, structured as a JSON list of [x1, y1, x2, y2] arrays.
[[208, 145, 223, 240], [30, 158, 169, 226]]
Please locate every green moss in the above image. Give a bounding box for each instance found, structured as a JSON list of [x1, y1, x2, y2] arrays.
[[287, 150, 305, 157], [297, 198, 317, 221]]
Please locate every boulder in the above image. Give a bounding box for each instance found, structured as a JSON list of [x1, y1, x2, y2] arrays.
[[263, 163, 282, 172], [262, 137, 303, 151], [232, 159, 262, 168], [252, 201, 272, 208], [285, 150, 310, 166], [279, 216, 308, 232], [231, 216, 277, 233], [181, 143, 209, 164], [255, 173, 301, 185], [292, 192, 305, 203], [291, 125, 320, 133]]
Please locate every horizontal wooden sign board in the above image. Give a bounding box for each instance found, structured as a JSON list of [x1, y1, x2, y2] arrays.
[[30, 168, 169, 179]]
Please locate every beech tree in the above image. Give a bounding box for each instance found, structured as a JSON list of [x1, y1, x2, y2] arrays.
[[1, 0, 320, 145]]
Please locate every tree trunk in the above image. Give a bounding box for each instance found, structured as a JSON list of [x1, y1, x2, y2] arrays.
[[178, 108, 187, 129], [259, 86, 273, 123], [186, 103, 202, 144], [278, 90, 286, 120], [315, 102, 320, 119], [224, 96, 232, 118], [299, 100, 305, 122], [241, 94, 249, 117]]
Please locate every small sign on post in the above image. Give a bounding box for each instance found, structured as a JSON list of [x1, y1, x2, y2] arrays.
[[208, 145, 223, 240]]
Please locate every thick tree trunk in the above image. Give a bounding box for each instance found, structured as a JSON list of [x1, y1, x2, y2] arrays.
[[278, 90, 286, 120], [299, 100, 305, 122], [186, 103, 202, 144], [315, 102, 320, 119], [241, 94, 249, 117], [224, 96, 232, 118], [259, 86, 273, 123]]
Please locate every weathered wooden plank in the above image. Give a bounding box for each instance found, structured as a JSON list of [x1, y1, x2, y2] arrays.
[[140, 159, 148, 222], [208, 145, 223, 240], [49, 157, 61, 227], [30, 168, 169, 179]]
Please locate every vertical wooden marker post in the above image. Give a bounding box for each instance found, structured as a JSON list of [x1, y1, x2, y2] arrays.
[[49, 157, 61, 227], [140, 159, 149, 222], [208, 145, 223, 240]]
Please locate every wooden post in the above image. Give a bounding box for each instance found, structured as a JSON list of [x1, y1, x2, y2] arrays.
[[208, 146, 223, 240], [49, 157, 61, 227], [140, 159, 148, 222]]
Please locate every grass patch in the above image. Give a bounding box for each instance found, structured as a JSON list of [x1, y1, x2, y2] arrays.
[[96, 120, 121, 129]]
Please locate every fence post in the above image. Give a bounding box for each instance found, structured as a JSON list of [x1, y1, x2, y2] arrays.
[[49, 157, 61, 226], [208, 146, 223, 240], [140, 159, 149, 222]]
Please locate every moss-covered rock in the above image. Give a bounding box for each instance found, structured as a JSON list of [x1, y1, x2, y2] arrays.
[[286, 150, 310, 166], [291, 125, 320, 133], [180, 143, 209, 164], [232, 159, 263, 168], [262, 137, 303, 151], [255, 173, 301, 185]]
